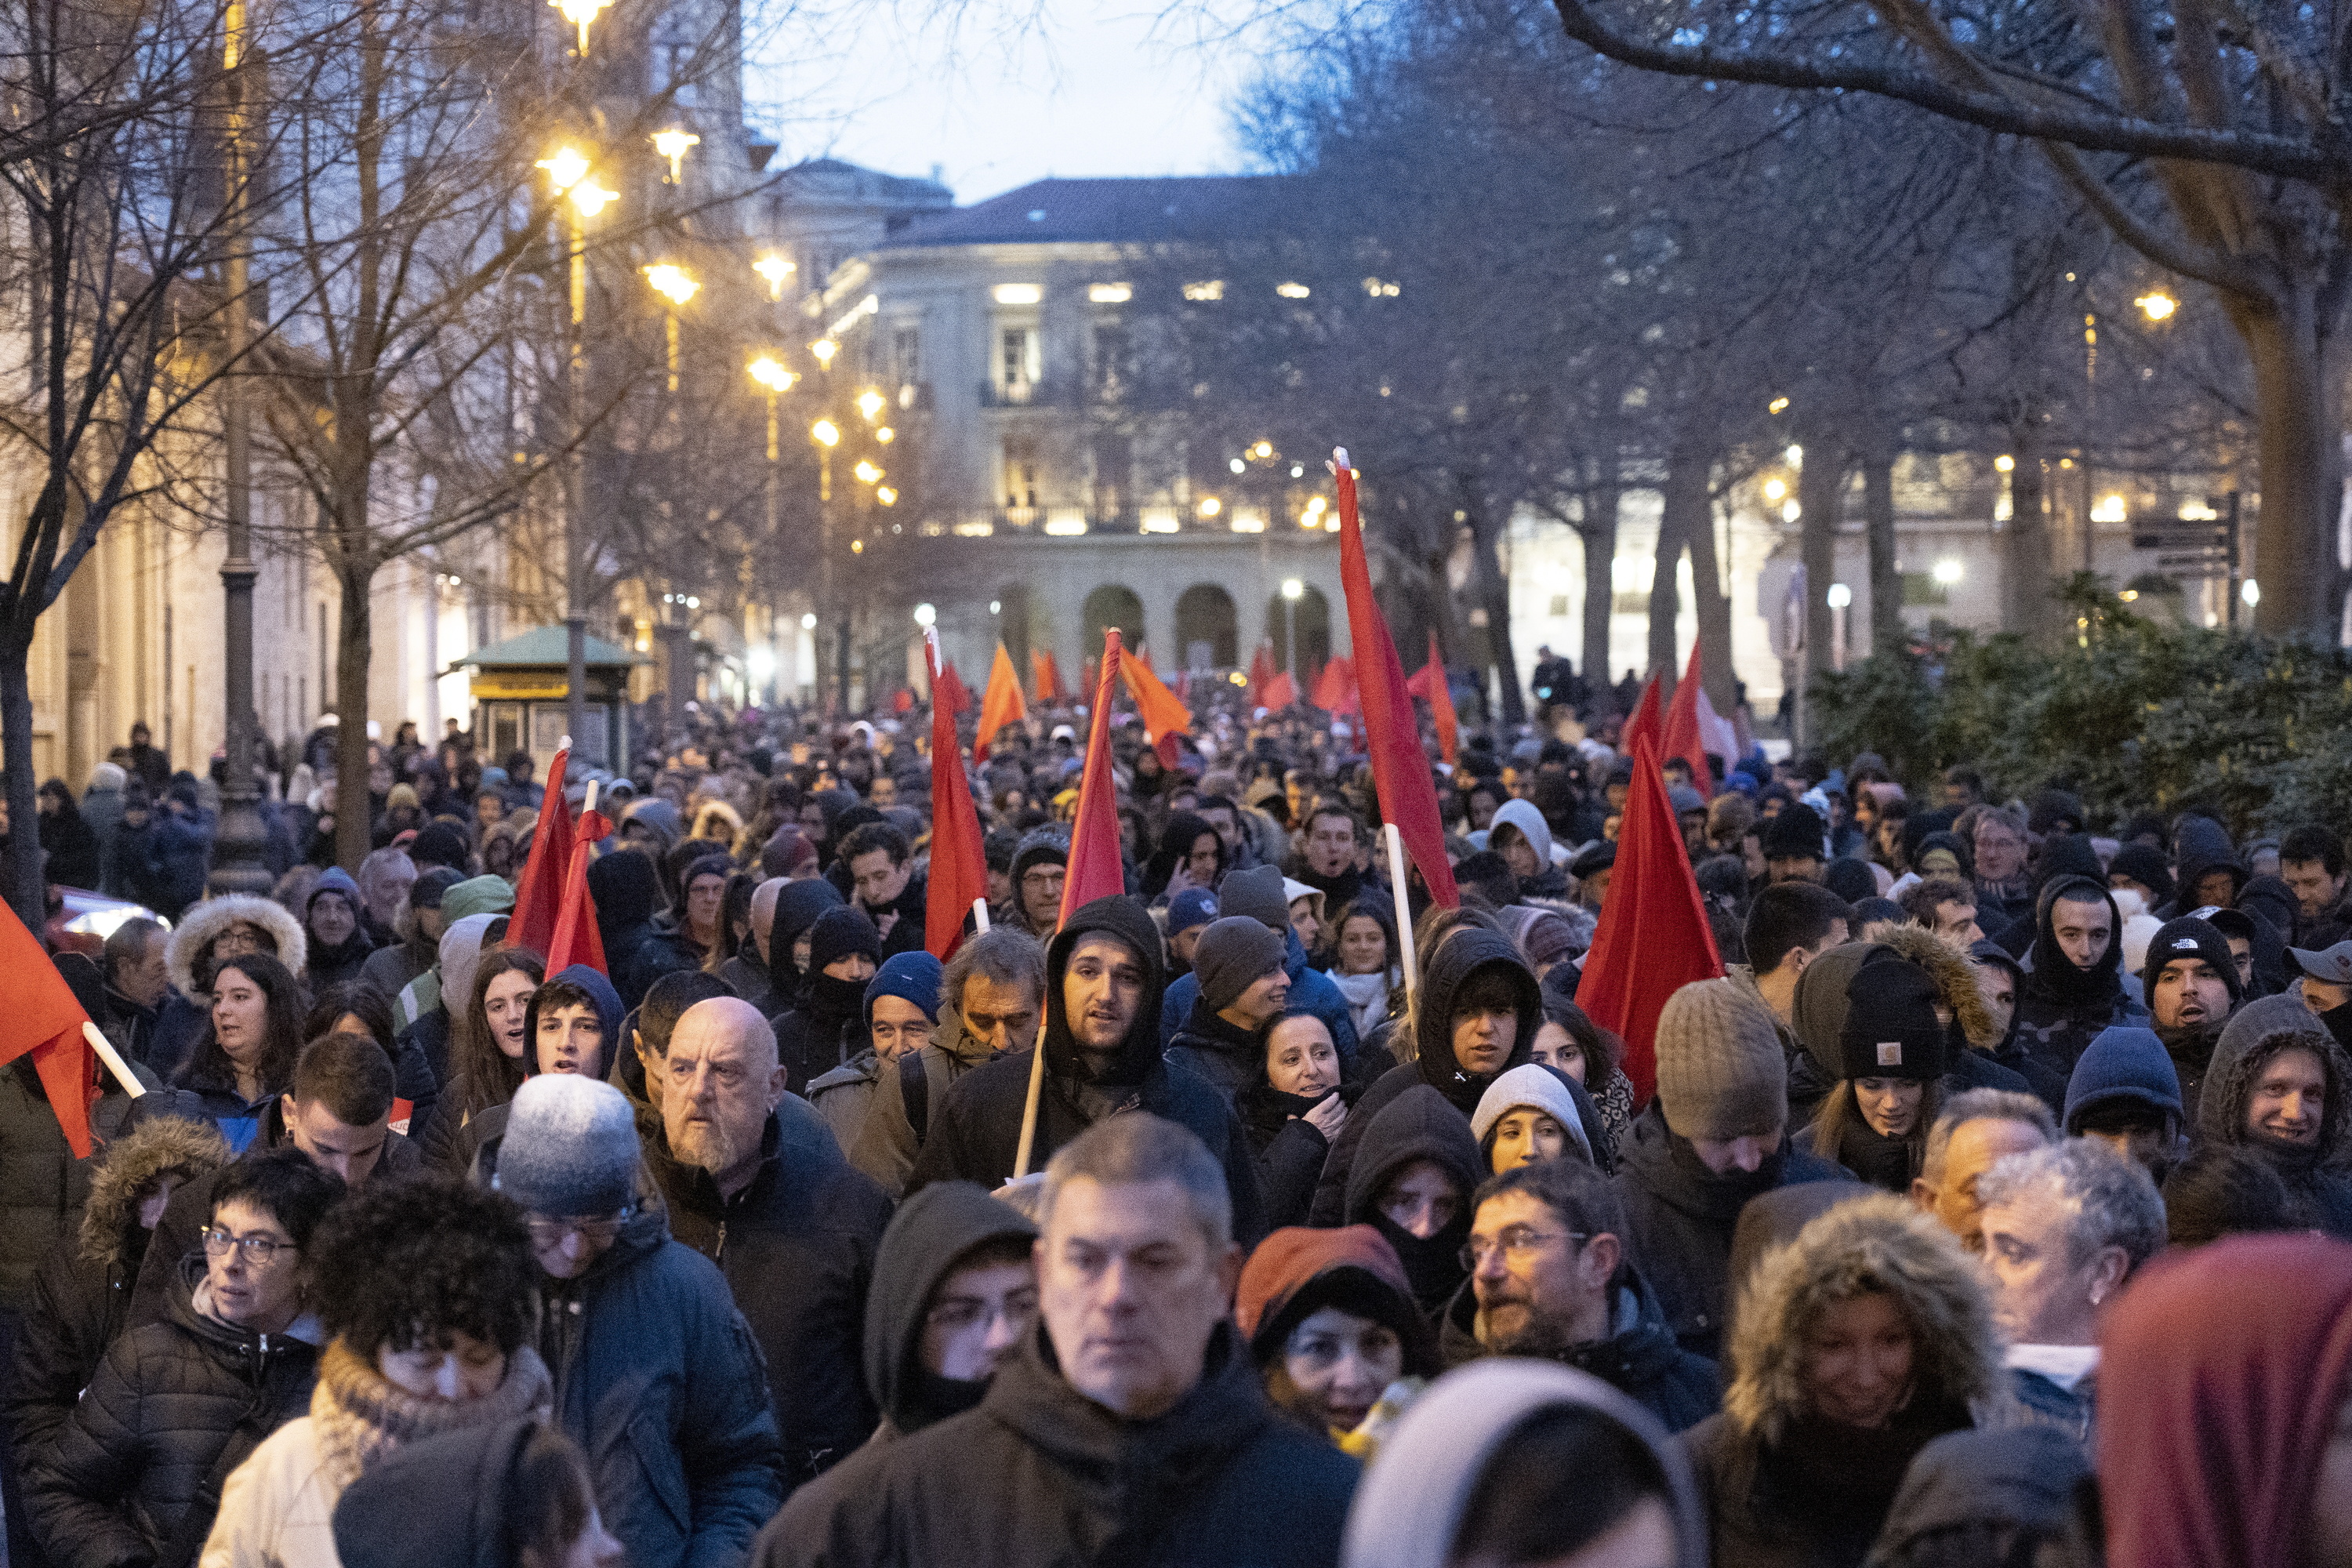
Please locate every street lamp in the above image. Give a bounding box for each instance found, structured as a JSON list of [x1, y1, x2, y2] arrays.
[[652, 128, 699, 183], [2136, 291, 2178, 321], [552, 0, 611, 53], [913, 603, 936, 628], [747, 358, 797, 592], [1279, 577, 1303, 682], [811, 338, 839, 369], [1825, 582, 1852, 672], [853, 459, 884, 485], [641, 263, 699, 392], [856, 389, 886, 422], [539, 143, 618, 752], [754, 253, 795, 301]]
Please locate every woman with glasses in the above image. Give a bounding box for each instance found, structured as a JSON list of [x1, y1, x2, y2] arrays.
[[198, 1175, 552, 1568], [1235, 1225, 1437, 1446], [27, 1149, 342, 1568]]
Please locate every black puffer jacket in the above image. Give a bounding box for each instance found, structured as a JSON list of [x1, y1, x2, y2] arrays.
[[25, 1263, 318, 1568], [906, 895, 1269, 1245], [0, 1054, 155, 1313], [644, 1097, 893, 1490], [1164, 998, 1267, 1107], [1307, 928, 1540, 1225], [753, 1323, 1357, 1568], [7, 1116, 230, 1467]]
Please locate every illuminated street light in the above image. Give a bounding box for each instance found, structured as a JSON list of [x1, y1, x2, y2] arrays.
[[551, 0, 610, 53], [800, 612, 818, 630], [753, 253, 795, 300], [1768, 396, 1790, 415], [1281, 578, 1304, 601], [1826, 583, 1853, 609], [1252, 441, 1273, 459], [1198, 497, 1222, 517], [747, 356, 797, 393], [1994, 454, 2016, 473], [1932, 559, 1964, 586], [652, 128, 699, 183], [811, 339, 839, 368], [913, 603, 936, 627], [642, 263, 698, 307], [2136, 292, 2178, 321], [539, 147, 617, 216], [874, 427, 894, 444], [856, 389, 886, 421], [877, 486, 898, 506], [1229, 458, 1246, 474], [1762, 477, 1788, 503], [853, 459, 884, 484], [811, 419, 840, 447], [2243, 579, 2262, 607]]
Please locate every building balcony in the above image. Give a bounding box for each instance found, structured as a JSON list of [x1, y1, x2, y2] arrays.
[[978, 379, 1072, 409]]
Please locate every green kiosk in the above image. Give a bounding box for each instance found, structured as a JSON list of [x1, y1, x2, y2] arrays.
[[451, 627, 642, 779]]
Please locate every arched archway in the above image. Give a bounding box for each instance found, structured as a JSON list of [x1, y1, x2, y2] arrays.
[[1267, 585, 1332, 679], [1173, 584, 1238, 670], [1082, 584, 1145, 659]]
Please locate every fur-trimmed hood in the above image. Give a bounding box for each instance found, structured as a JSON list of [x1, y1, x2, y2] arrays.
[[79, 1113, 231, 1268], [1874, 924, 2002, 1054], [688, 799, 743, 845], [1794, 930, 2000, 1086], [1724, 1191, 2002, 1445], [164, 894, 307, 999]]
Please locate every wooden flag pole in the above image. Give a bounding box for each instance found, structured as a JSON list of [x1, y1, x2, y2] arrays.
[[1386, 822, 1420, 1007], [82, 1022, 145, 1098], [973, 898, 991, 934], [1012, 1024, 1049, 1180]]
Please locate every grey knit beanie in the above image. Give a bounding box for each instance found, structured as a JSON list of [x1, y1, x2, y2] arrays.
[[1218, 866, 1290, 933], [1192, 916, 1289, 1014], [495, 1074, 641, 1217], [1654, 978, 1788, 1142]]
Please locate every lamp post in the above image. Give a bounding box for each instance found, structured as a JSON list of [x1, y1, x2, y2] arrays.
[[552, 0, 611, 54], [537, 146, 616, 757], [811, 416, 840, 711], [641, 263, 698, 394], [747, 356, 796, 691], [652, 128, 698, 184], [209, 0, 268, 894], [754, 253, 794, 302]]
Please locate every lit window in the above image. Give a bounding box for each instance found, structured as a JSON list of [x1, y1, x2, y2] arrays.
[[993, 283, 1042, 306], [1182, 280, 1225, 301], [1276, 281, 1311, 299], [1088, 282, 1132, 303]]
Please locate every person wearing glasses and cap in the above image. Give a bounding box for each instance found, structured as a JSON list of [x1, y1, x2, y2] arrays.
[[482, 1073, 783, 1567]]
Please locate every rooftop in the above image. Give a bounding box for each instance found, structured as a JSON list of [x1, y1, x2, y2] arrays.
[[888, 175, 1302, 249], [451, 626, 644, 672]]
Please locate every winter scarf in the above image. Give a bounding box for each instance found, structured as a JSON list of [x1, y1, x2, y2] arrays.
[[310, 1337, 552, 1490]]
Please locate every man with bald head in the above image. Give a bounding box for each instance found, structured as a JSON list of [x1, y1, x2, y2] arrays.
[[720, 877, 788, 1014], [648, 996, 895, 1492]]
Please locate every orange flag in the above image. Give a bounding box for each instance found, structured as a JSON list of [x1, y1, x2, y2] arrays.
[[1575, 733, 1723, 1105], [1060, 631, 1130, 924], [1119, 651, 1192, 767], [1660, 644, 1713, 798], [0, 900, 100, 1157], [545, 804, 612, 976], [975, 643, 1028, 761], [507, 746, 572, 959], [1030, 648, 1069, 706], [925, 631, 991, 959], [1405, 633, 1460, 765]]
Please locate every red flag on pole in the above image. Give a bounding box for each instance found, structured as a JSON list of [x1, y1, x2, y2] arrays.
[[1260, 671, 1298, 710], [925, 631, 990, 959], [0, 902, 99, 1157], [1621, 673, 1664, 760], [1404, 633, 1460, 765], [1060, 631, 1131, 923], [1575, 732, 1723, 1106], [1661, 644, 1713, 798], [975, 643, 1028, 761], [1310, 654, 1359, 716], [544, 804, 612, 976], [1331, 448, 1459, 909], [1119, 652, 1192, 768], [1247, 643, 1276, 707], [934, 657, 975, 716], [507, 746, 573, 958]]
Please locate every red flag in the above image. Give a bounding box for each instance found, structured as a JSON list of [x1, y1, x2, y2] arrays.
[[935, 657, 974, 716], [1331, 448, 1459, 909], [0, 901, 98, 1157], [1621, 674, 1664, 759], [1660, 644, 1712, 798], [1119, 652, 1192, 768], [544, 805, 612, 976], [1060, 631, 1130, 924], [507, 746, 574, 958], [1260, 671, 1299, 710], [1310, 654, 1359, 716], [1405, 633, 1460, 765], [975, 643, 1028, 761], [925, 631, 990, 960], [1575, 733, 1723, 1106], [1247, 643, 1276, 707]]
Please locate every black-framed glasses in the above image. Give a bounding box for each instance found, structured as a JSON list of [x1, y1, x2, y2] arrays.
[[202, 1227, 294, 1264], [523, 1206, 636, 1246], [1459, 1227, 1587, 1272]]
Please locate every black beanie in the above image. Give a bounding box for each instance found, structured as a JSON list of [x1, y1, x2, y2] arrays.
[[807, 906, 884, 975], [2110, 844, 2176, 904], [1761, 804, 1826, 862], [1838, 959, 1948, 1082], [2142, 916, 2244, 1004]]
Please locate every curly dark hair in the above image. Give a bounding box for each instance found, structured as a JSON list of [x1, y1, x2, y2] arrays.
[[307, 1174, 536, 1355]]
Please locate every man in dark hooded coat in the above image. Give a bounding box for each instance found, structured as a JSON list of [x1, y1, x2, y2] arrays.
[[2010, 875, 2140, 1079], [2197, 993, 2352, 1238]]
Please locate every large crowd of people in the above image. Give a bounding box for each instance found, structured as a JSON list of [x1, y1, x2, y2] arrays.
[[8, 666, 2352, 1568]]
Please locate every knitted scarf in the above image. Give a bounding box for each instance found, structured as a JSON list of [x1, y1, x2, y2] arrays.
[[310, 1336, 553, 1489]]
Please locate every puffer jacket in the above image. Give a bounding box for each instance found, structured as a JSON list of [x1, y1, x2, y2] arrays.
[[26, 1266, 320, 1568], [1681, 1193, 2005, 1568], [7, 1116, 231, 1466], [644, 1100, 892, 1491], [0, 1052, 157, 1313], [474, 1150, 784, 1568]]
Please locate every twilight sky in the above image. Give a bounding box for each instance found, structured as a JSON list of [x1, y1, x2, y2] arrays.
[[749, 2, 1276, 202]]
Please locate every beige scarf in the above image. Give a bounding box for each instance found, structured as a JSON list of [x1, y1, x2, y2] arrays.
[[309, 1337, 554, 1489]]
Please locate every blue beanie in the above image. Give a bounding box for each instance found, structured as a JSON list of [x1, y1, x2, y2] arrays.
[[864, 950, 944, 1029], [1167, 887, 1220, 937], [2064, 1025, 2183, 1132]]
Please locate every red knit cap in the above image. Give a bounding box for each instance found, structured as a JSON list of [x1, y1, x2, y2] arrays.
[[1235, 1225, 1412, 1344]]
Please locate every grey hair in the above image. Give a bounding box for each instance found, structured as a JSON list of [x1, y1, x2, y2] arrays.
[[1920, 1089, 2056, 1185], [1975, 1138, 2167, 1270], [103, 916, 166, 982], [1038, 1112, 1231, 1253], [942, 925, 1047, 1008], [357, 848, 416, 899]]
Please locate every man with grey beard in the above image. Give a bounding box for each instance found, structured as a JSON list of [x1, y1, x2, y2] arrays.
[[646, 996, 895, 1493]]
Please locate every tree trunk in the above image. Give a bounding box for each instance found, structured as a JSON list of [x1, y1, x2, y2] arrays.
[[1863, 438, 1903, 655], [2230, 290, 2343, 637], [1465, 499, 1527, 726], [2, 644, 44, 930], [2003, 421, 2054, 645], [1656, 443, 1711, 685], [1687, 474, 1738, 716], [1797, 426, 1844, 732], [332, 568, 375, 873], [1579, 475, 1619, 695]]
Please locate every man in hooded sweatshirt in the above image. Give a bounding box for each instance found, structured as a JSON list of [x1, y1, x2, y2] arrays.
[[1341, 1084, 1485, 1316], [806, 951, 943, 1152], [764, 877, 847, 1017], [755, 1113, 1356, 1568], [1615, 977, 1846, 1359], [907, 895, 1269, 1246], [1306, 927, 1541, 1227], [2195, 993, 2352, 1238], [1160, 867, 1361, 1063], [2142, 914, 2245, 1112], [770, 906, 882, 1095], [2011, 876, 2140, 1079]]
